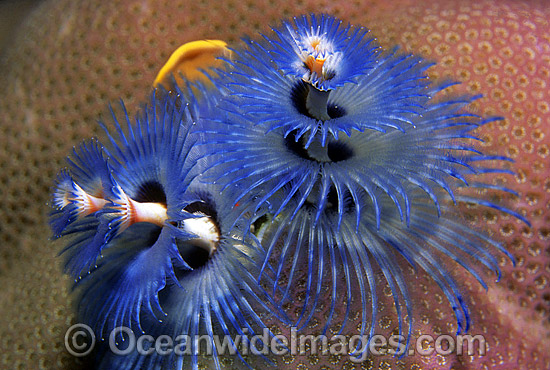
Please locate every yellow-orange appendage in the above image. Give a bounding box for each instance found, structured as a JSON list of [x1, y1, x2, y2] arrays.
[[305, 55, 325, 77], [153, 39, 231, 89]]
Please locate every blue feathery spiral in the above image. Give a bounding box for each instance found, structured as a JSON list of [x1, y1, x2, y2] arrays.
[[50, 139, 112, 239], [226, 26, 433, 145], [260, 185, 522, 356], [204, 16, 472, 226], [83, 182, 285, 370], [50, 93, 285, 369], [52, 94, 199, 331], [198, 13, 529, 354]]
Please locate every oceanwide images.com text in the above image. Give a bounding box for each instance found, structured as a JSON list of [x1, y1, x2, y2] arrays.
[[65, 324, 487, 362]]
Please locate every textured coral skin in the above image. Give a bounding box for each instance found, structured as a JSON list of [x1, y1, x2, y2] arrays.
[[0, 0, 548, 369]]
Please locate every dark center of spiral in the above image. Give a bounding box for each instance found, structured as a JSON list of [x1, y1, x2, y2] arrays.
[[176, 237, 210, 269], [290, 80, 346, 120], [284, 130, 354, 163], [134, 180, 167, 204], [327, 141, 354, 162]]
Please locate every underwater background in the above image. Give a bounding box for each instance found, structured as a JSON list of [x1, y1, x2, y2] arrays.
[[0, 0, 548, 369]]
